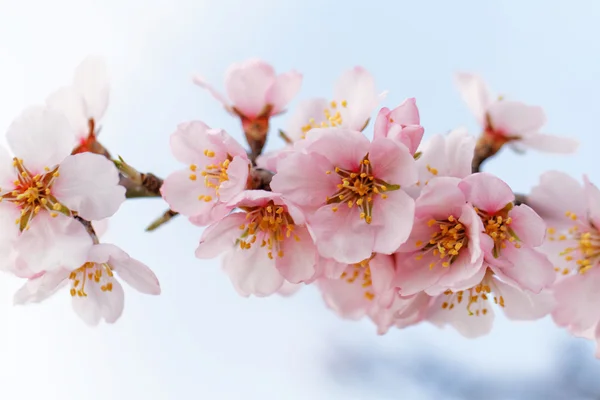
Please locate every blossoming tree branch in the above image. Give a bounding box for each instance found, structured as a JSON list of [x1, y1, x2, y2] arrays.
[[8, 56, 597, 358]]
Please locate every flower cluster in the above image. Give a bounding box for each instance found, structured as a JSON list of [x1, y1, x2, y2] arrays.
[[8, 55, 600, 360]]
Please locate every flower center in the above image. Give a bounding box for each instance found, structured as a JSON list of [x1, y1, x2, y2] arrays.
[[300, 100, 348, 139], [340, 257, 375, 300], [237, 201, 299, 260], [69, 261, 114, 297], [475, 204, 520, 257], [549, 211, 600, 275], [415, 215, 467, 268], [0, 158, 67, 231], [326, 155, 399, 224], [188, 149, 233, 202], [441, 271, 504, 316]]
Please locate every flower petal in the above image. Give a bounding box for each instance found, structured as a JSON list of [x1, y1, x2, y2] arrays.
[[285, 98, 329, 141], [13, 269, 69, 305], [266, 70, 302, 114], [552, 268, 600, 331], [73, 56, 110, 121], [459, 172, 514, 212], [192, 75, 231, 110], [195, 213, 248, 259], [71, 278, 124, 325], [7, 105, 74, 172], [46, 86, 88, 140], [161, 169, 217, 218], [428, 294, 495, 338], [53, 153, 125, 220], [454, 72, 492, 125], [494, 279, 555, 320], [509, 204, 546, 247], [584, 175, 600, 229], [518, 133, 579, 154], [222, 246, 284, 297], [444, 127, 476, 179], [414, 177, 465, 220], [225, 59, 275, 118], [303, 128, 370, 170], [333, 66, 380, 131], [277, 226, 317, 284], [218, 156, 249, 202], [369, 137, 418, 187], [487, 101, 546, 136], [371, 190, 415, 254], [498, 245, 555, 293]]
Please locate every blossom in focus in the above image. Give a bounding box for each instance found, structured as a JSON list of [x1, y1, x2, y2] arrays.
[[406, 127, 475, 198], [455, 72, 578, 154], [459, 172, 555, 293], [257, 67, 384, 171], [427, 266, 555, 338], [161, 121, 250, 226], [0, 106, 125, 272], [528, 172, 600, 354], [370, 291, 432, 335], [195, 191, 318, 297], [395, 177, 485, 295], [373, 98, 424, 156], [193, 59, 302, 156], [46, 56, 110, 154], [271, 128, 417, 264], [14, 243, 160, 325]]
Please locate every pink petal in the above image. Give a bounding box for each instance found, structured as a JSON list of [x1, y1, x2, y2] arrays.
[[266, 70, 302, 114], [218, 156, 249, 202], [460, 204, 484, 264], [459, 172, 514, 212], [552, 268, 600, 331], [395, 125, 424, 156], [15, 213, 93, 272], [528, 171, 586, 229], [487, 101, 546, 136], [13, 269, 69, 305], [303, 128, 370, 170], [317, 275, 368, 319], [371, 190, 415, 254], [53, 153, 125, 220], [454, 72, 492, 126], [90, 243, 161, 295], [518, 133, 579, 154], [192, 75, 231, 110], [333, 66, 380, 131], [415, 134, 446, 183], [0, 145, 17, 186], [277, 226, 317, 284], [310, 204, 374, 264], [508, 204, 546, 247], [373, 107, 391, 140], [432, 250, 485, 293], [188, 202, 231, 227], [277, 281, 302, 297], [370, 254, 395, 295], [225, 59, 275, 118], [46, 86, 88, 140], [369, 137, 418, 187], [72, 278, 124, 325], [427, 294, 495, 338], [584, 175, 600, 229], [195, 213, 248, 259], [285, 98, 329, 141], [414, 177, 466, 220], [7, 106, 74, 172], [498, 245, 555, 293], [73, 55, 109, 122], [160, 169, 216, 218], [270, 151, 338, 211], [444, 127, 476, 179], [389, 98, 420, 125], [222, 246, 284, 297], [494, 279, 555, 320], [395, 252, 447, 296]]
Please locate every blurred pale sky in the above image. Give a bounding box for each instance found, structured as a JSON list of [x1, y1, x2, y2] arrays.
[[1, 1, 599, 399]]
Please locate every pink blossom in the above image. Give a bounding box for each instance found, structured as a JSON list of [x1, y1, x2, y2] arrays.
[[257, 67, 384, 172], [406, 127, 476, 198], [161, 121, 250, 226], [529, 172, 600, 347], [373, 98, 424, 155], [317, 254, 396, 320], [0, 106, 124, 272], [395, 177, 485, 295], [455, 72, 578, 154], [195, 190, 318, 297], [193, 59, 302, 120], [459, 172, 555, 293], [46, 56, 109, 152], [13, 243, 160, 325], [370, 291, 432, 335], [427, 266, 555, 338], [270, 128, 417, 264]]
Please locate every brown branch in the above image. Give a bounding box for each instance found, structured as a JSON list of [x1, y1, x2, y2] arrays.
[[74, 216, 99, 244]]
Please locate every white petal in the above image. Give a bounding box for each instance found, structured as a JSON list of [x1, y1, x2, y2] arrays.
[[13, 269, 69, 305], [454, 72, 492, 125], [71, 278, 124, 325], [46, 86, 88, 140], [427, 295, 494, 338], [53, 153, 125, 220], [7, 106, 74, 172], [73, 56, 110, 121], [195, 213, 248, 259], [222, 246, 284, 297], [495, 279, 555, 320], [518, 133, 579, 154]]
